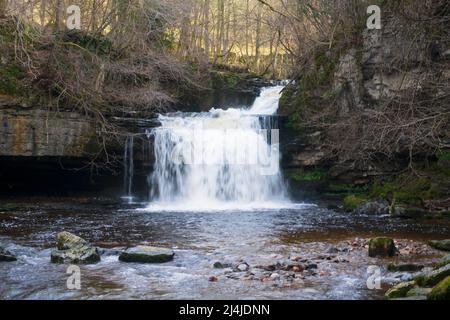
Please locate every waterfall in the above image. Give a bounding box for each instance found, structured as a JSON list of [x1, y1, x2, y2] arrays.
[[123, 135, 134, 202], [146, 85, 289, 211]]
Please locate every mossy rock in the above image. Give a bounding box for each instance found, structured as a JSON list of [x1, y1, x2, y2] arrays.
[[415, 264, 450, 287], [427, 276, 450, 300], [119, 246, 174, 263], [343, 194, 368, 211], [0, 203, 21, 212], [368, 237, 396, 257], [51, 231, 100, 264], [385, 281, 416, 299], [406, 287, 431, 297], [429, 239, 450, 251], [390, 206, 427, 219], [388, 262, 424, 272], [57, 231, 88, 250]]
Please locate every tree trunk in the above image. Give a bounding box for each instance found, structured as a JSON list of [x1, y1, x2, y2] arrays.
[[203, 0, 210, 59], [0, 0, 7, 17]]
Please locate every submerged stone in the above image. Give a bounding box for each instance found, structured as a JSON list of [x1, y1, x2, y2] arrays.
[[368, 237, 396, 257], [51, 246, 101, 264], [429, 239, 450, 251], [119, 246, 174, 263], [387, 262, 424, 272], [0, 246, 17, 262]]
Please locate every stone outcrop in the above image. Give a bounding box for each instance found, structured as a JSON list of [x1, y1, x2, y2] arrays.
[[0, 107, 95, 157]]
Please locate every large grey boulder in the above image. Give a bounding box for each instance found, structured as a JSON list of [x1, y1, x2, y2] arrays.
[[51, 232, 100, 264], [119, 246, 174, 263]]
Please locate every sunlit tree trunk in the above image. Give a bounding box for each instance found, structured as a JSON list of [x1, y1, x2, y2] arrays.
[[203, 0, 210, 59], [54, 0, 67, 32], [254, 2, 262, 70]]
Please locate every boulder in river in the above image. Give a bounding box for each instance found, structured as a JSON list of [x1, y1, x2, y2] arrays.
[[385, 281, 416, 299], [51, 231, 100, 264], [355, 200, 390, 215], [368, 237, 396, 257], [387, 262, 424, 272], [429, 239, 450, 251], [119, 246, 174, 263], [57, 231, 88, 250], [427, 276, 450, 300], [0, 246, 17, 262], [415, 264, 450, 287]]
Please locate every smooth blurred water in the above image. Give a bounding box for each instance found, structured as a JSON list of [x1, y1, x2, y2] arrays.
[[1, 199, 449, 300]]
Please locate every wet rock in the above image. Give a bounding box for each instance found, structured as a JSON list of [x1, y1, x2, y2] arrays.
[[355, 200, 390, 215], [51, 246, 101, 264], [415, 264, 450, 287], [387, 262, 424, 272], [57, 231, 88, 250], [269, 273, 280, 280], [385, 281, 416, 299], [406, 287, 432, 298], [119, 246, 174, 263], [427, 276, 450, 300], [0, 246, 17, 262], [235, 262, 250, 272], [429, 239, 450, 251], [326, 246, 339, 253], [390, 206, 427, 219], [282, 261, 305, 272], [213, 261, 232, 269], [368, 237, 396, 257], [51, 232, 100, 264], [306, 263, 318, 270]]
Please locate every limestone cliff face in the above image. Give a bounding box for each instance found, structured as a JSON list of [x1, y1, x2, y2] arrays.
[[0, 108, 95, 157], [280, 12, 450, 182]]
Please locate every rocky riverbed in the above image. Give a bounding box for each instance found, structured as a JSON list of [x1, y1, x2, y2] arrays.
[[0, 197, 449, 299]]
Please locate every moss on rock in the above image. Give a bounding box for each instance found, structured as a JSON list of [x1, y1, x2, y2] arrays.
[[385, 281, 416, 299], [368, 237, 396, 257], [427, 276, 450, 300], [343, 194, 368, 211], [429, 239, 450, 252]]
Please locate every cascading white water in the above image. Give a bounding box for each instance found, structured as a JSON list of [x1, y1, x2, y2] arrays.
[[146, 85, 290, 211], [123, 135, 134, 203]]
